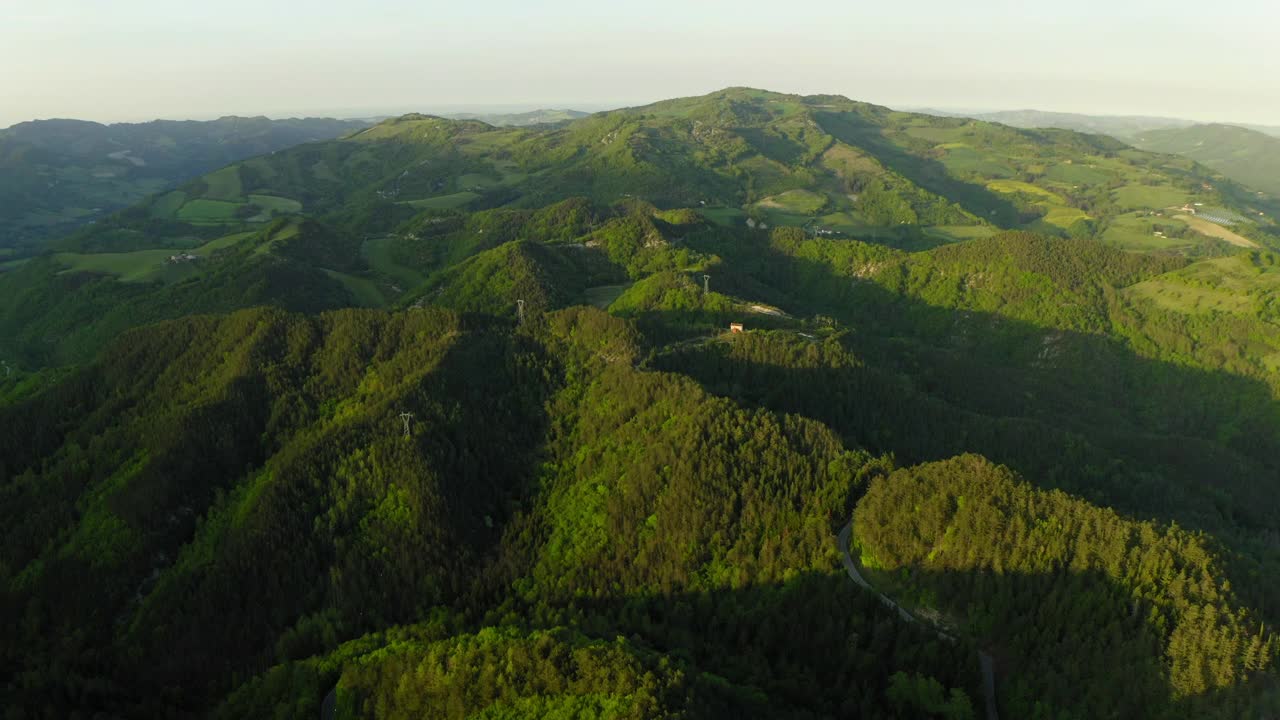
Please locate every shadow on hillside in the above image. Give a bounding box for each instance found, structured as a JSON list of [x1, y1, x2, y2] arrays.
[[1, 320, 564, 715], [484, 559, 1272, 720], [646, 233, 1280, 614], [813, 111, 1022, 227]]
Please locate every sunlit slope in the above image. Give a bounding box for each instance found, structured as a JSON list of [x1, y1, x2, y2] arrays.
[[62, 88, 1280, 257]]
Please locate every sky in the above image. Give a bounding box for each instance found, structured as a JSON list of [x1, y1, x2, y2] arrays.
[[2, 0, 1279, 128]]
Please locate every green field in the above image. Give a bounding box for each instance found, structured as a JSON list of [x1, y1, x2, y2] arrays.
[[1044, 163, 1110, 185], [150, 191, 187, 219], [698, 207, 746, 226], [203, 167, 243, 201], [987, 179, 1064, 202], [403, 192, 480, 210], [754, 188, 828, 215], [1041, 206, 1091, 229], [195, 231, 257, 255], [456, 173, 505, 191], [252, 219, 301, 255], [361, 236, 426, 288], [905, 126, 967, 144], [246, 194, 302, 222], [53, 250, 177, 282], [1113, 184, 1188, 209], [1124, 254, 1280, 316], [321, 268, 386, 307], [583, 283, 632, 309], [938, 146, 1017, 177], [490, 160, 529, 185], [248, 194, 302, 215], [177, 199, 242, 223], [758, 210, 812, 228], [1100, 212, 1194, 251]]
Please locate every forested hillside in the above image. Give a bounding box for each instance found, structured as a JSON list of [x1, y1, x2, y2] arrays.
[[4, 88, 1280, 718]]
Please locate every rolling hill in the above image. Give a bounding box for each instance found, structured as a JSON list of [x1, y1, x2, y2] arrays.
[[5, 88, 1280, 718], [1131, 123, 1280, 197], [51, 88, 1280, 257], [9, 87, 1280, 372], [936, 110, 1280, 204], [0, 115, 369, 250]]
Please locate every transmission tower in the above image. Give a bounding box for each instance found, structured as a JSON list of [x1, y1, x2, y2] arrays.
[[516, 299, 526, 324], [702, 274, 710, 294], [398, 411, 414, 439]]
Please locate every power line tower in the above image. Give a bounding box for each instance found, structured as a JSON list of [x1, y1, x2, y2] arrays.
[[516, 299, 525, 324], [398, 412, 414, 439], [702, 274, 711, 294]]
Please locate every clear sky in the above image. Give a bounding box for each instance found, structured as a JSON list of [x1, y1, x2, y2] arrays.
[[3, 0, 1278, 128]]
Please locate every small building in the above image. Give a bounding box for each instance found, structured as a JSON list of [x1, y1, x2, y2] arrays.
[[729, 322, 744, 334]]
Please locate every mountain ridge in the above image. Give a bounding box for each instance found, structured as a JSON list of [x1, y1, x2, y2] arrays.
[[4, 87, 1280, 718]]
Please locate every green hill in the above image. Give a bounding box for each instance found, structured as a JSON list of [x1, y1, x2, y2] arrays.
[[10, 87, 1275, 370], [60, 87, 1280, 258], [0, 116, 369, 251], [5, 88, 1280, 718], [855, 455, 1275, 717], [1131, 123, 1280, 197]]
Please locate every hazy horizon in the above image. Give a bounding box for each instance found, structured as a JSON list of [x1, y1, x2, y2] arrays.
[[6, 97, 1279, 132], [3, 0, 1278, 129]]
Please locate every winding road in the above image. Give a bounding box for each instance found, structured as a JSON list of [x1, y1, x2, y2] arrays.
[[838, 523, 998, 720]]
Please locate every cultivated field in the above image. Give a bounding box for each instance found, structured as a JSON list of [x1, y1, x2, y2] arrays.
[[1124, 253, 1280, 315], [1175, 214, 1257, 248]]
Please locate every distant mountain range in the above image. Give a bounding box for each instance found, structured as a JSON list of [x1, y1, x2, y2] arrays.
[[918, 107, 1280, 139], [0, 116, 369, 249], [1130, 123, 1280, 197]]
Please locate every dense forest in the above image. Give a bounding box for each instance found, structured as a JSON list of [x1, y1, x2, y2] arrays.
[[3, 88, 1280, 718]]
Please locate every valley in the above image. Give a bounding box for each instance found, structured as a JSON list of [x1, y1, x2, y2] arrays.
[[3, 88, 1280, 719]]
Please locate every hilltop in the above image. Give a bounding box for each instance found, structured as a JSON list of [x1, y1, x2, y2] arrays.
[[53, 87, 1280, 254], [8, 87, 1280, 366], [4, 88, 1280, 718]]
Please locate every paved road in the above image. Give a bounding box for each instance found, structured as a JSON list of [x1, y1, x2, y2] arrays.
[[838, 523, 998, 720]]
